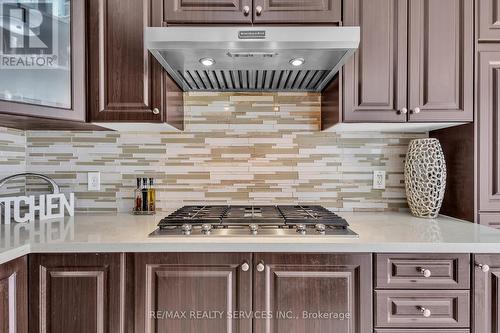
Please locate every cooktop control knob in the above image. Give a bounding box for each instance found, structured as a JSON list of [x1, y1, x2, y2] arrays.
[[315, 223, 326, 235], [249, 224, 259, 235], [201, 224, 212, 235], [296, 224, 307, 235], [181, 224, 192, 235]]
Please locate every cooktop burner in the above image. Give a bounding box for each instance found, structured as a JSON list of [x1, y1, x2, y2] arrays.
[[150, 205, 357, 237]]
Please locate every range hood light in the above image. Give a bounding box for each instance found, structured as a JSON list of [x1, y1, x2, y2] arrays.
[[289, 58, 305, 67], [199, 57, 215, 67]]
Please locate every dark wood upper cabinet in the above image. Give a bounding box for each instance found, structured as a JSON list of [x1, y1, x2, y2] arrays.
[[164, 0, 253, 24], [253, 253, 372, 333], [252, 0, 341, 23], [477, 0, 500, 41], [408, 0, 473, 122], [0, 256, 27, 333], [133, 253, 252, 333], [473, 254, 500, 333], [342, 0, 473, 124], [0, 0, 86, 123], [343, 0, 408, 122], [478, 44, 500, 213], [28, 253, 123, 333], [87, 0, 164, 123]]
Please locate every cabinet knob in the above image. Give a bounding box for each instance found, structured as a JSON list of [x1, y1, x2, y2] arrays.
[[152, 108, 160, 115], [256, 261, 265, 272], [418, 307, 431, 318], [241, 262, 250, 272], [476, 263, 490, 272], [399, 108, 408, 114], [420, 268, 432, 278], [243, 6, 250, 15], [256, 5, 263, 15], [412, 107, 421, 114]]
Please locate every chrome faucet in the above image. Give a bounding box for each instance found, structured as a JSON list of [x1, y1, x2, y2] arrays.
[[0, 173, 60, 194]]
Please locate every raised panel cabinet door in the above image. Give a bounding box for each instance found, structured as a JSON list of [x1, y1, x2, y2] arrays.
[[343, 0, 408, 122], [164, 0, 253, 23], [252, 0, 341, 23], [478, 45, 500, 211], [253, 253, 372, 333], [473, 254, 500, 333], [28, 253, 123, 333], [408, 0, 473, 122], [87, 0, 164, 122], [477, 0, 500, 41], [0, 257, 27, 333], [133, 253, 252, 333]]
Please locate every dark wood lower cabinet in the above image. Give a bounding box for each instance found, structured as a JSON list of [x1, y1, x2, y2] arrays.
[[28, 253, 123, 333], [253, 253, 372, 333], [16, 252, 500, 333], [133, 252, 252, 333], [0, 256, 27, 333], [473, 254, 500, 333]]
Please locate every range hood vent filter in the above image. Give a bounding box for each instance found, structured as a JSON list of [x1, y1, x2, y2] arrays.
[[177, 69, 330, 92]]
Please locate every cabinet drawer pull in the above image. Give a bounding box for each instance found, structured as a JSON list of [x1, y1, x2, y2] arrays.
[[399, 107, 408, 114], [243, 6, 250, 15], [256, 261, 265, 272], [241, 262, 250, 272], [418, 306, 431, 317], [412, 107, 421, 114], [476, 263, 490, 272], [152, 108, 160, 115], [256, 5, 263, 16], [419, 268, 432, 278]]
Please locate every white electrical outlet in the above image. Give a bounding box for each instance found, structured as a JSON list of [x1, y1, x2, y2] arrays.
[[88, 172, 101, 191], [373, 170, 386, 190]]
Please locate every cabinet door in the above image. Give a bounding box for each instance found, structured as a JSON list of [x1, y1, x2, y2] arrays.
[[164, 0, 253, 23], [253, 253, 372, 333], [28, 253, 123, 333], [343, 0, 408, 122], [0, 0, 85, 122], [252, 0, 341, 23], [87, 0, 164, 123], [473, 254, 500, 333], [0, 257, 27, 333], [408, 0, 473, 122], [133, 253, 252, 333], [477, 0, 500, 41], [478, 44, 500, 212]]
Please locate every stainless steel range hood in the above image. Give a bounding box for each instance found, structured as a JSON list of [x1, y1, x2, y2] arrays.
[[145, 26, 360, 92]]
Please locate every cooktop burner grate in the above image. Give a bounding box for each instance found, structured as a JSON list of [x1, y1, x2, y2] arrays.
[[157, 205, 348, 229]]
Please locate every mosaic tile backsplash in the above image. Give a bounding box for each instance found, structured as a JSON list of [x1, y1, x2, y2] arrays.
[[0, 127, 26, 197], [1, 93, 427, 213]]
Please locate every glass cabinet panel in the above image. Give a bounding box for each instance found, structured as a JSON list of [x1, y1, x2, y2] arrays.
[[0, 0, 85, 120]]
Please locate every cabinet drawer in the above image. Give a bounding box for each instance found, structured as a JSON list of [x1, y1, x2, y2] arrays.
[[376, 254, 470, 289], [479, 213, 500, 229], [375, 290, 470, 328], [375, 328, 470, 333]]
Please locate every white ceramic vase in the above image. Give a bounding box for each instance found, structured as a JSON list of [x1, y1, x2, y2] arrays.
[[404, 138, 447, 218]]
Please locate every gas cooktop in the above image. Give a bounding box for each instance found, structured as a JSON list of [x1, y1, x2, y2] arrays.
[[149, 205, 358, 237]]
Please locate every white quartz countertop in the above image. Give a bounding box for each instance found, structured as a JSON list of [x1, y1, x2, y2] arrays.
[[1, 212, 500, 265]]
